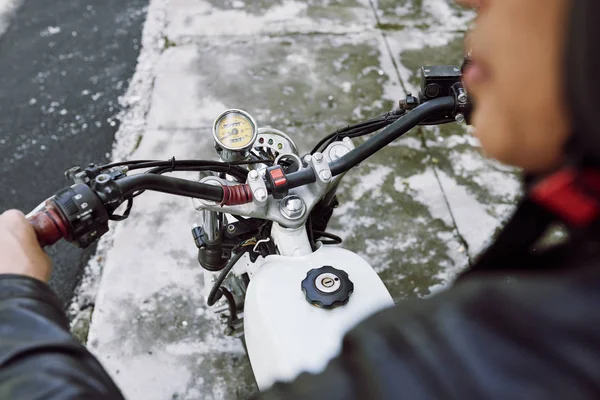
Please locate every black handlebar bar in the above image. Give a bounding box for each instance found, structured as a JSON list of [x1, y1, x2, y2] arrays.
[[117, 174, 225, 201], [331, 96, 455, 174], [285, 96, 456, 189]]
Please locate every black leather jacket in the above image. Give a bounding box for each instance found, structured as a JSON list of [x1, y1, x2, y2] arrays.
[[0, 275, 124, 399], [3, 197, 600, 399]]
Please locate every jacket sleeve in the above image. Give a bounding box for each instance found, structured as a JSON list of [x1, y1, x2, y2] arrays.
[[257, 270, 600, 400], [0, 274, 124, 400]]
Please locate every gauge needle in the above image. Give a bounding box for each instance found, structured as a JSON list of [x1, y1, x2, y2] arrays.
[[220, 129, 242, 139]]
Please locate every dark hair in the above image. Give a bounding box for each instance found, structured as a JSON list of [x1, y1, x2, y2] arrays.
[[566, 0, 600, 165]]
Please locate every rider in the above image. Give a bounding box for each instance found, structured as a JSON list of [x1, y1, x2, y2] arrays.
[[1, 0, 599, 398]]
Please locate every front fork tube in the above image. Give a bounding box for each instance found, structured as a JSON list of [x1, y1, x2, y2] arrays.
[[197, 209, 228, 271], [200, 209, 223, 242]]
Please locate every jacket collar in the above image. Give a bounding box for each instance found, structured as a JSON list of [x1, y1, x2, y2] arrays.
[[529, 168, 600, 227]]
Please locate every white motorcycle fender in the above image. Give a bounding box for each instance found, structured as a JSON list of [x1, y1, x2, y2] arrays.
[[244, 246, 394, 391]]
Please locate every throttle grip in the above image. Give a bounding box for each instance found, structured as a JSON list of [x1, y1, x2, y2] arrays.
[[27, 205, 70, 247]]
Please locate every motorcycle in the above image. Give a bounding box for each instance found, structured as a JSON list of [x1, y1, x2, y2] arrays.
[[27, 63, 471, 391]]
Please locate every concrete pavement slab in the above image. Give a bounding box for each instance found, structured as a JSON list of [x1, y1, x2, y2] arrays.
[[370, 0, 472, 30], [166, 0, 375, 38], [147, 32, 399, 132]]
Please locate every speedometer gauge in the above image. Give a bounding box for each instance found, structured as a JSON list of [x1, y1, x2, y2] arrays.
[[213, 109, 258, 153]]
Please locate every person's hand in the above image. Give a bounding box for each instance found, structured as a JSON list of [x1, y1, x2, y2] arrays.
[[0, 210, 52, 282]]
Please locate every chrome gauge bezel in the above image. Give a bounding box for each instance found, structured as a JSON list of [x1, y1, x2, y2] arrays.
[[212, 109, 258, 152]]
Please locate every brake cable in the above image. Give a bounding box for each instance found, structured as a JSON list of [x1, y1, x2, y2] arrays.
[[311, 108, 406, 154]]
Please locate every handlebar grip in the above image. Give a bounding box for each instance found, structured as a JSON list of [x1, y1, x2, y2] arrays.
[[27, 206, 70, 247]]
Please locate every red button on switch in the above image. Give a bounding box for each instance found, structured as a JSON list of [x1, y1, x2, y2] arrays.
[[269, 167, 287, 187]]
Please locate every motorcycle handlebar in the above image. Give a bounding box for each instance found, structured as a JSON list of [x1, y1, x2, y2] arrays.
[[117, 174, 225, 200], [285, 96, 456, 189], [26, 175, 247, 248], [25, 176, 228, 248], [26, 95, 457, 248]]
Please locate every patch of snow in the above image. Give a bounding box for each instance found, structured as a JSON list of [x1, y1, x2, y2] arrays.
[[388, 136, 422, 150], [423, 0, 474, 30], [0, 0, 20, 37], [351, 165, 393, 200], [341, 81, 352, 93], [165, 0, 371, 39], [435, 133, 480, 148], [396, 169, 454, 226], [40, 25, 61, 36]]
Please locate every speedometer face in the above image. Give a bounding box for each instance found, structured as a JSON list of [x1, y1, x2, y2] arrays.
[[213, 109, 257, 151]]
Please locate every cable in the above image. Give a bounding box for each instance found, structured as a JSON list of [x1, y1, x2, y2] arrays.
[[124, 162, 251, 200], [99, 158, 272, 186], [109, 198, 133, 221], [257, 221, 274, 256], [310, 109, 406, 154], [117, 174, 225, 201], [99, 157, 269, 170], [306, 215, 317, 251], [219, 286, 238, 327], [144, 165, 246, 182], [231, 158, 273, 166], [311, 133, 339, 155], [258, 149, 272, 161], [126, 160, 248, 179], [313, 230, 343, 245], [98, 159, 160, 169], [206, 248, 249, 306]]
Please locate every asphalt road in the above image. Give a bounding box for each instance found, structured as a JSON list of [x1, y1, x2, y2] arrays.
[[0, 0, 149, 305]]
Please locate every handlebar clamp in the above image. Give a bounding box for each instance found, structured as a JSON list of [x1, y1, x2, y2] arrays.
[[309, 152, 333, 187]]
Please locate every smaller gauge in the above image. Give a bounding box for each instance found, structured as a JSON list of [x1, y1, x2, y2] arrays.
[[213, 110, 258, 160]]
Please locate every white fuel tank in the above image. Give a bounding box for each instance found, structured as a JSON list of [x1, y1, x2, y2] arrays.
[[244, 246, 394, 390]]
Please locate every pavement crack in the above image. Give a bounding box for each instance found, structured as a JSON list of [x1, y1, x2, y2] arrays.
[[366, 0, 472, 266], [366, 0, 408, 94], [418, 128, 473, 266]]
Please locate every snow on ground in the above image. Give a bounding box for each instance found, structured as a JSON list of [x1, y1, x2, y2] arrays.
[[74, 1, 522, 399], [0, 0, 20, 36]]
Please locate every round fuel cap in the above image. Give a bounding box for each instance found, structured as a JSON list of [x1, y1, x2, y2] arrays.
[[301, 266, 354, 309]]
